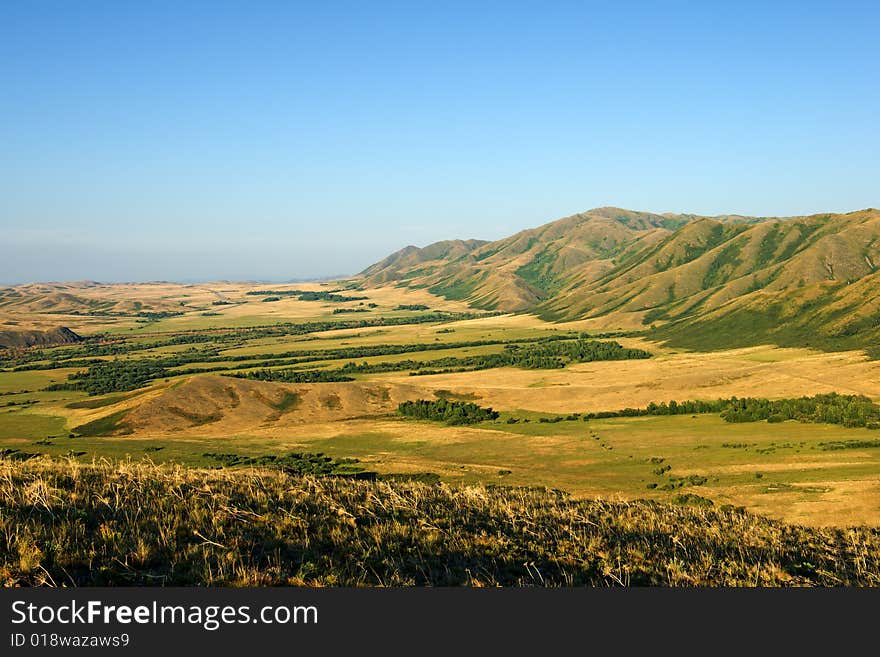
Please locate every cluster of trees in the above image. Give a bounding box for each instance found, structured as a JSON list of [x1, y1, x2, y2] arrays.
[[412, 338, 650, 374], [245, 290, 368, 302], [574, 399, 729, 420], [48, 359, 171, 395], [820, 439, 880, 451], [720, 393, 880, 428], [507, 394, 880, 429], [13, 358, 105, 372], [398, 399, 499, 425], [39, 305, 196, 322], [135, 311, 184, 320], [395, 304, 430, 311], [3, 399, 36, 408], [246, 289, 308, 296], [43, 347, 222, 395], [332, 308, 369, 314], [230, 338, 652, 384], [504, 339, 651, 366], [229, 369, 354, 383], [301, 292, 367, 302], [657, 474, 708, 490], [202, 451, 363, 475], [53, 308, 187, 321]]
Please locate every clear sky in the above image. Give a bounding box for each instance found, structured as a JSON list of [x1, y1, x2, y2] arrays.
[[2, 1, 878, 284]]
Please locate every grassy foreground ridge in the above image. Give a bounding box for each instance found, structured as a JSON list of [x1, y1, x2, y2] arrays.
[[2, 457, 878, 587]]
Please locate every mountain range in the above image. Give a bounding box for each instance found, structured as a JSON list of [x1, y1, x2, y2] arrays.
[[359, 206, 880, 353]]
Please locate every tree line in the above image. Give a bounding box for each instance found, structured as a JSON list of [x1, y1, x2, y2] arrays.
[[37, 333, 601, 394], [228, 338, 653, 384], [719, 393, 880, 428], [47, 359, 171, 395], [412, 338, 651, 374], [398, 399, 499, 425], [245, 290, 368, 302], [230, 369, 355, 384], [511, 394, 880, 430], [5, 311, 500, 369], [29, 333, 580, 379]]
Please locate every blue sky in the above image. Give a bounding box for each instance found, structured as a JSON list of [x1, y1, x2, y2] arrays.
[[1, 1, 878, 283]]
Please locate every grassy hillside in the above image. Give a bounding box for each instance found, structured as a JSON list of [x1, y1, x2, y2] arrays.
[[358, 207, 880, 351], [652, 272, 880, 356], [0, 282, 189, 319], [361, 207, 680, 311], [2, 457, 878, 586], [360, 239, 488, 284], [0, 326, 83, 349]]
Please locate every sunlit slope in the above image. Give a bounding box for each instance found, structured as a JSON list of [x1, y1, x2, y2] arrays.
[[361, 207, 684, 311], [0, 282, 187, 316], [0, 326, 83, 349], [360, 239, 489, 283], [360, 207, 880, 348], [653, 269, 880, 352], [68, 375, 426, 436]]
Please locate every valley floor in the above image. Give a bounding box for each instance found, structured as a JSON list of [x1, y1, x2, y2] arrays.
[[1, 281, 879, 528]]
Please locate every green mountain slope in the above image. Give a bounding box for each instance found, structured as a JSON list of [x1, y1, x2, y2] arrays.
[[359, 206, 880, 351]]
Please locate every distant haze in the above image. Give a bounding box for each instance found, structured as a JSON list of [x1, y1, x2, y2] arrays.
[[2, 2, 878, 284]]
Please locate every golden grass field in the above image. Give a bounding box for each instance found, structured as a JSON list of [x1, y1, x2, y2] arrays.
[[1, 281, 879, 528]]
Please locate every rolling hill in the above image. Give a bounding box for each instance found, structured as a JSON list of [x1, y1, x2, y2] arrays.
[[69, 375, 427, 437], [0, 326, 83, 349], [360, 239, 489, 284], [359, 206, 880, 352]]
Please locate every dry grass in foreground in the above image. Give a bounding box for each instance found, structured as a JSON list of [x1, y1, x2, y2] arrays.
[[1, 457, 878, 587]]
